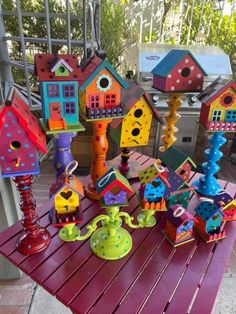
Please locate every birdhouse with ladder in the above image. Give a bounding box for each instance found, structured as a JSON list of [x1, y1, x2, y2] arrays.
[[34, 53, 84, 134]]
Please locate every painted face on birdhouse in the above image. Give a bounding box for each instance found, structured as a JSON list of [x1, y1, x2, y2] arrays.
[[144, 177, 166, 202]]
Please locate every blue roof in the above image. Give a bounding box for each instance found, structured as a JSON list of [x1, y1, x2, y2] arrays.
[[194, 201, 222, 221], [151, 49, 208, 78], [80, 59, 129, 91]]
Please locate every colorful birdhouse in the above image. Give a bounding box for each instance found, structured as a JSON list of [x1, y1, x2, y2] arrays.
[[78, 52, 129, 120], [96, 167, 133, 206], [194, 201, 226, 242], [0, 87, 47, 177], [151, 49, 207, 93], [110, 83, 163, 147], [214, 190, 236, 221], [49, 172, 84, 226], [163, 205, 195, 247], [198, 77, 236, 132], [161, 146, 196, 181], [34, 53, 84, 134], [138, 163, 170, 211], [168, 183, 194, 209]]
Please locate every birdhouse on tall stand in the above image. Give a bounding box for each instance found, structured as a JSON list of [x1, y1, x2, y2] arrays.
[[163, 205, 195, 247], [0, 87, 51, 255], [34, 53, 85, 177], [77, 51, 129, 200], [151, 49, 207, 152], [109, 83, 163, 178], [193, 78, 236, 197]]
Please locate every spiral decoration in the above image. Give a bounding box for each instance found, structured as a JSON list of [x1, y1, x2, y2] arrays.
[[195, 132, 227, 196], [159, 93, 182, 152]]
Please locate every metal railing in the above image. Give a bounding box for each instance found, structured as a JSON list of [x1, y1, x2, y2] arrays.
[[0, 0, 99, 109]]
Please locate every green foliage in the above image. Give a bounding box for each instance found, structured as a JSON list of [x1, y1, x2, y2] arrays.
[[100, 0, 135, 67]]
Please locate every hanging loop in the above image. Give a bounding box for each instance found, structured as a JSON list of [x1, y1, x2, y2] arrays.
[[173, 206, 185, 217], [65, 160, 78, 176]]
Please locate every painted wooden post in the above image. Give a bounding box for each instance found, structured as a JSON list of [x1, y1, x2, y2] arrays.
[[85, 119, 112, 200], [159, 93, 182, 152]]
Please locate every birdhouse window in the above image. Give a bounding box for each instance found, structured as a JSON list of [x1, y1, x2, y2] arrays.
[[134, 109, 143, 118], [10, 141, 21, 150], [96, 74, 112, 91], [212, 110, 222, 122], [181, 67, 190, 78], [63, 84, 75, 98], [104, 94, 116, 108], [220, 93, 235, 107], [64, 102, 76, 115], [225, 110, 236, 122], [89, 95, 100, 109], [47, 84, 59, 98]]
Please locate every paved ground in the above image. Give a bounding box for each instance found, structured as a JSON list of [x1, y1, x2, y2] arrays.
[[0, 159, 235, 314]]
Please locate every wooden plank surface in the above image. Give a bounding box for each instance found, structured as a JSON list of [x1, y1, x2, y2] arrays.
[[0, 152, 235, 314]]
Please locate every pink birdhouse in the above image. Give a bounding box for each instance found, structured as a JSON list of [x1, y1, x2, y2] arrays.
[[0, 87, 47, 177]]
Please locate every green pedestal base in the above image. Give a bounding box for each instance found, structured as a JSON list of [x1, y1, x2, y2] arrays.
[[90, 225, 132, 260], [137, 211, 156, 227], [59, 225, 80, 242]]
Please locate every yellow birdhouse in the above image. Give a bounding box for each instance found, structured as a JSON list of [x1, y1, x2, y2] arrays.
[[50, 173, 84, 215], [110, 83, 163, 147]]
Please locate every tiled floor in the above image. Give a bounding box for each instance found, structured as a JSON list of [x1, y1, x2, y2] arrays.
[[0, 159, 235, 314]]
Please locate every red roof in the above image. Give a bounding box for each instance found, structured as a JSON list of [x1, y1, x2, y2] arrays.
[[77, 55, 104, 86], [197, 77, 236, 106], [34, 53, 80, 82], [0, 88, 47, 153]]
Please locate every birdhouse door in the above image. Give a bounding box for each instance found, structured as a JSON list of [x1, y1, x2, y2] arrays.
[[49, 102, 62, 121]]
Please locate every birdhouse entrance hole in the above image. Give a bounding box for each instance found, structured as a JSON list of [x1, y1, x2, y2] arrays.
[[10, 141, 21, 150], [134, 109, 143, 118], [100, 78, 109, 88], [132, 128, 140, 136], [59, 66, 66, 73], [180, 169, 186, 175], [181, 67, 190, 77]]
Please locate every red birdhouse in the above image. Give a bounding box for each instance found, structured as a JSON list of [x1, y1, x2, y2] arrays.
[[151, 49, 207, 93], [0, 87, 47, 177]]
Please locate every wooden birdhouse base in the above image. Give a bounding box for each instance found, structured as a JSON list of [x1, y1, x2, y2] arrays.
[[162, 231, 195, 247], [194, 226, 226, 243], [40, 119, 85, 135]]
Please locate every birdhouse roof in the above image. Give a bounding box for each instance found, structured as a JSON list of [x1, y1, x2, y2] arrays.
[[96, 167, 132, 196], [165, 205, 194, 228], [197, 77, 236, 106], [78, 54, 129, 91], [151, 49, 207, 78], [49, 173, 84, 198], [0, 87, 47, 153], [34, 53, 80, 81], [161, 146, 196, 170], [194, 201, 223, 221], [111, 83, 163, 129], [138, 162, 170, 187]]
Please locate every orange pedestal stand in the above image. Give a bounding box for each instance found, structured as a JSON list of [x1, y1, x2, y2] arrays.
[[85, 119, 112, 200]]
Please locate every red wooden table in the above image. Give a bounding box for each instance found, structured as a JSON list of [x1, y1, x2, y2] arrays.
[[0, 152, 235, 314]]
